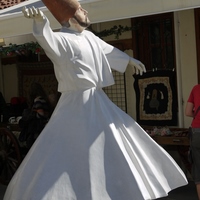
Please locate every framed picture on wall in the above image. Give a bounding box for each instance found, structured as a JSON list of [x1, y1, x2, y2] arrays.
[[133, 70, 178, 126]]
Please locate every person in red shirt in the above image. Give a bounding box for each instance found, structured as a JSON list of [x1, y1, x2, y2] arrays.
[[185, 84, 200, 199], [186, 84, 200, 127]]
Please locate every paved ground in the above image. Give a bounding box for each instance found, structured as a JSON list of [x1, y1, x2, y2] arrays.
[[0, 181, 198, 200], [0, 184, 6, 200], [158, 181, 198, 200]]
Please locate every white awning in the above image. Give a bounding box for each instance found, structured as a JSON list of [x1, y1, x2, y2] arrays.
[[0, 0, 200, 38]]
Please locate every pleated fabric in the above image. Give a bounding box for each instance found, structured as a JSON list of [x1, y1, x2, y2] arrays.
[[4, 88, 187, 200]]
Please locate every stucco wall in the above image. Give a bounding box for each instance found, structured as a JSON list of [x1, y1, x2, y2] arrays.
[[2, 64, 18, 103], [174, 9, 198, 128], [0, 33, 37, 103]]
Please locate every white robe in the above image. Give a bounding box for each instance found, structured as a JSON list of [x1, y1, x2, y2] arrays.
[[3, 17, 188, 200]]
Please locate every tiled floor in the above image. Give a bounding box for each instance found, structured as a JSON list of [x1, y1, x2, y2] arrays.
[[0, 181, 198, 200]]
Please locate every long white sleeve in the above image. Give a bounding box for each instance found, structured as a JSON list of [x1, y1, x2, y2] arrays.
[[93, 34, 130, 73], [33, 17, 67, 63]]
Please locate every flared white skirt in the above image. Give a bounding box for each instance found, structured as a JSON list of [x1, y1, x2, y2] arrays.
[[4, 88, 188, 200]]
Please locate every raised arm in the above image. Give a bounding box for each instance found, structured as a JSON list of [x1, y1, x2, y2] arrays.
[[22, 6, 45, 21], [22, 6, 66, 61]]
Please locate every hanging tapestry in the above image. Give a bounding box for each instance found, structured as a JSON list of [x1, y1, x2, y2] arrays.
[[133, 70, 178, 126]]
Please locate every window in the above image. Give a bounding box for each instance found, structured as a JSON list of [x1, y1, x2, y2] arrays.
[[103, 40, 131, 113], [132, 13, 175, 71]]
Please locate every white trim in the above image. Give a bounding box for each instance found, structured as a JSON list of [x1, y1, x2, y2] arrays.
[[0, 0, 200, 38], [0, 0, 42, 14], [0, 0, 105, 15], [174, 12, 184, 127]]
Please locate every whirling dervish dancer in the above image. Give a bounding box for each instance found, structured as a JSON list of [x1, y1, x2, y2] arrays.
[[4, 0, 187, 199]]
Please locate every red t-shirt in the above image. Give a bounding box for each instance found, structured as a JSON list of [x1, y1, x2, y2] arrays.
[[187, 84, 200, 127]]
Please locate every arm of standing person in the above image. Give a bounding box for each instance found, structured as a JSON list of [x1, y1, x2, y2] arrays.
[[128, 57, 146, 75], [91, 32, 146, 75], [185, 85, 196, 118], [185, 102, 194, 118], [108, 47, 146, 75], [22, 6, 66, 62]]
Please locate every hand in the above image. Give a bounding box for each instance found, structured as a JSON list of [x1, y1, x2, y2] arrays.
[[22, 6, 44, 22], [129, 57, 146, 75]]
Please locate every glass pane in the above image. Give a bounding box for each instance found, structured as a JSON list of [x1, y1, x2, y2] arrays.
[[151, 47, 162, 68], [149, 21, 160, 44], [164, 19, 172, 45], [165, 45, 174, 69]]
